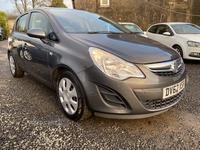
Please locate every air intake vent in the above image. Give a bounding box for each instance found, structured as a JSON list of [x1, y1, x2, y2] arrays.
[[97, 86, 126, 108]]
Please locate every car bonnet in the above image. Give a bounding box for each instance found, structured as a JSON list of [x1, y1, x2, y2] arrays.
[[69, 33, 179, 64]]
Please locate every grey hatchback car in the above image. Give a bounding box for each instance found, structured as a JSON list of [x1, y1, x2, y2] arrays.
[[8, 8, 188, 120]]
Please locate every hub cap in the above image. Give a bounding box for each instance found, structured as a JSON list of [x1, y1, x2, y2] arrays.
[[9, 56, 15, 75], [59, 78, 78, 115]]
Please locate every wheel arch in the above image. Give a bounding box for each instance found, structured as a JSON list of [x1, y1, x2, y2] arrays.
[[7, 50, 11, 59], [52, 64, 93, 113], [172, 44, 184, 58], [172, 44, 181, 49], [52, 65, 75, 90]]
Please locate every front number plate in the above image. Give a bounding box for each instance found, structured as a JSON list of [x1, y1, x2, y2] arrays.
[[163, 79, 185, 99]]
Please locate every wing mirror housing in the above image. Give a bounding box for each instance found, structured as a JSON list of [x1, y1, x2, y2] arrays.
[[163, 32, 171, 36], [27, 28, 46, 39]]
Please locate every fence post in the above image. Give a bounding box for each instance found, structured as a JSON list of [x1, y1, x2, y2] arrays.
[[7, 20, 10, 35]]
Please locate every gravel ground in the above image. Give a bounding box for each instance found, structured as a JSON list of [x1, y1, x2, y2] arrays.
[[0, 40, 200, 149]]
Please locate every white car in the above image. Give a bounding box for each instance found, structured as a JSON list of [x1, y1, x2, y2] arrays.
[[146, 22, 200, 60], [119, 22, 148, 38]]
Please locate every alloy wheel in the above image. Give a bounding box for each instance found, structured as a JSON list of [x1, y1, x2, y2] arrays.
[[175, 48, 181, 54]]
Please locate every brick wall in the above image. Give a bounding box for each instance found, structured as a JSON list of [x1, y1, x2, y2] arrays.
[[75, 0, 200, 31]]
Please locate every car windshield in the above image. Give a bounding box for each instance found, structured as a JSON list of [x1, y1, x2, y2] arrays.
[[121, 24, 143, 34], [171, 24, 200, 34], [49, 9, 130, 34]]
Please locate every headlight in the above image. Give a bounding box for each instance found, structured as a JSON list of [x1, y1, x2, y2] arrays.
[[187, 41, 200, 48], [89, 47, 145, 80]]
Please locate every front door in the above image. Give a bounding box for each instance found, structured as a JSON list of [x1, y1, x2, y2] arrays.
[[154, 25, 173, 47], [23, 12, 50, 84]]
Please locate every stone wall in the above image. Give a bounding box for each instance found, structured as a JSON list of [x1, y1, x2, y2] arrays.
[[74, 0, 200, 31]]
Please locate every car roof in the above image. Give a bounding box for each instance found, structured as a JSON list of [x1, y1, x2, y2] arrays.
[[16, 8, 91, 22], [118, 22, 136, 25], [151, 22, 192, 26]]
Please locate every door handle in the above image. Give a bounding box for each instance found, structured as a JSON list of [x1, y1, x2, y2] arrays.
[[24, 43, 28, 49]]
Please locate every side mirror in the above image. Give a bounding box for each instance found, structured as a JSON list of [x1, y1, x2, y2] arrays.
[[163, 32, 171, 36], [27, 28, 46, 39]]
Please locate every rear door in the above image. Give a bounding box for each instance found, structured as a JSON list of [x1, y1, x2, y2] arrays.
[[11, 13, 29, 70], [23, 11, 50, 85]]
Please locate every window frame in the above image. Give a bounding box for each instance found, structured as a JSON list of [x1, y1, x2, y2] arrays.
[[27, 11, 60, 43], [157, 25, 174, 36], [100, 0, 110, 7], [148, 25, 158, 34], [15, 13, 29, 33], [28, 11, 49, 34]]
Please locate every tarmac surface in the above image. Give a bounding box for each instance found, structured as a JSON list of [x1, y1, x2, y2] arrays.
[[0, 40, 200, 149]]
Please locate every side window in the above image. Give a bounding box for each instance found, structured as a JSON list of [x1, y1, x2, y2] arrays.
[[29, 12, 48, 33], [48, 26, 58, 42], [148, 25, 157, 33], [17, 14, 28, 33], [157, 25, 171, 35]]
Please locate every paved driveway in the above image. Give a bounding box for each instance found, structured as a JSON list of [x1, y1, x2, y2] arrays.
[[0, 40, 200, 149]]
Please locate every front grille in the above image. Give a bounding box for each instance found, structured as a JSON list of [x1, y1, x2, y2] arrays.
[[154, 65, 183, 77], [145, 58, 184, 78], [142, 90, 184, 110]]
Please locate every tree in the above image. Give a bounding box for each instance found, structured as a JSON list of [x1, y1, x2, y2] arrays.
[[50, 0, 67, 8], [0, 11, 7, 29], [6, 10, 19, 20], [9, 0, 52, 14], [31, 0, 52, 8], [0, 11, 8, 37]]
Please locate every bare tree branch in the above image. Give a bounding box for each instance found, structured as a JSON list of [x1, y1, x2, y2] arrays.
[[9, 0, 52, 14], [14, 0, 22, 14]]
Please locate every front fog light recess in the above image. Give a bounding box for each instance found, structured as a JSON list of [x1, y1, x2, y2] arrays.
[[189, 52, 200, 58], [89, 47, 145, 80]]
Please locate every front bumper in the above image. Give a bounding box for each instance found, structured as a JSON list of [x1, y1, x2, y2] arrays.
[[184, 46, 200, 60], [77, 63, 188, 118]]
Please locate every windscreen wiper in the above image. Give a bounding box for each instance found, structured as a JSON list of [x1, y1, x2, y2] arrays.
[[131, 32, 143, 34], [87, 31, 124, 34]]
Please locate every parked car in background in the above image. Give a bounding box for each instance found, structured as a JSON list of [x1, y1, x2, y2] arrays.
[[119, 22, 148, 38], [0, 26, 6, 40], [146, 22, 200, 60], [8, 8, 188, 121]]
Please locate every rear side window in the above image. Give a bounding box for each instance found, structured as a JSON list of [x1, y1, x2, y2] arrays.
[[148, 25, 157, 33], [16, 14, 28, 33], [29, 12, 48, 33], [157, 25, 171, 34]]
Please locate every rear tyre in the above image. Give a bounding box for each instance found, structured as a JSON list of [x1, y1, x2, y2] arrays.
[[173, 45, 183, 58], [57, 70, 92, 121], [9, 54, 24, 78]]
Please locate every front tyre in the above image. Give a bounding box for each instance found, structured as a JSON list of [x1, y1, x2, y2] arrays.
[[174, 45, 183, 58], [9, 54, 24, 78], [57, 71, 92, 121]]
